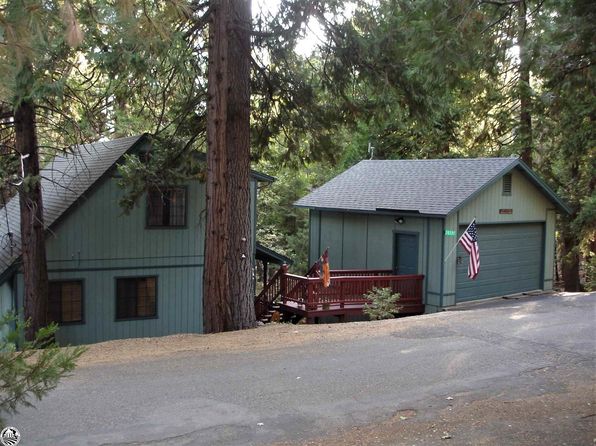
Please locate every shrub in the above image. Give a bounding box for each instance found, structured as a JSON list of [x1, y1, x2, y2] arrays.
[[363, 287, 401, 320], [0, 312, 86, 424]]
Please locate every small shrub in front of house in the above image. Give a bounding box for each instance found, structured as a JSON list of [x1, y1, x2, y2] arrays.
[[0, 313, 86, 424], [363, 287, 401, 320]]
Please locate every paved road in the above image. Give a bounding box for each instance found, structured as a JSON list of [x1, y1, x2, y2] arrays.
[[7, 292, 596, 445]]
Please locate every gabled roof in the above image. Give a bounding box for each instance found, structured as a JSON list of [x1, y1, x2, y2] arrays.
[[0, 134, 275, 280], [0, 135, 145, 277], [295, 157, 570, 216]]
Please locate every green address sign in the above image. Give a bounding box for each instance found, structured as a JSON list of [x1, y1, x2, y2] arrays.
[[444, 230, 457, 237]]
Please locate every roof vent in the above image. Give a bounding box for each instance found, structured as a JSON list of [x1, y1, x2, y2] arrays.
[[502, 174, 512, 196]]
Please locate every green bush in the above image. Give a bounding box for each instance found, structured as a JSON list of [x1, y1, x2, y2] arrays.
[[363, 287, 401, 320], [0, 312, 86, 424]]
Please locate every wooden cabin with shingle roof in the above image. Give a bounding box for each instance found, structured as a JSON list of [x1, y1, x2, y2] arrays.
[[275, 157, 569, 317], [0, 134, 279, 345]]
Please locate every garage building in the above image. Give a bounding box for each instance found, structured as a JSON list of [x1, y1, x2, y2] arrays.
[[295, 157, 570, 312]]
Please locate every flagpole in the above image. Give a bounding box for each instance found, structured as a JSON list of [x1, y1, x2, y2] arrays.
[[443, 218, 476, 263]]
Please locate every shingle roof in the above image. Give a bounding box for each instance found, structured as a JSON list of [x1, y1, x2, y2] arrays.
[[0, 135, 144, 277], [0, 134, 277, 280], [295, 157, 523, 216]]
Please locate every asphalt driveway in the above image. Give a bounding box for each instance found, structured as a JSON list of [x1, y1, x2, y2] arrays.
[[7, 292, 596, 445]]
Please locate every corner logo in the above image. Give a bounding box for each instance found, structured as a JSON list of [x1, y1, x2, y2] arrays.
[[0, 427, 20, 446]]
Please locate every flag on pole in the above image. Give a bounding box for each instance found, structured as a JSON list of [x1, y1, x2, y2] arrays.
[[320, 248, 331, 288], [459, 219, 480, 280]]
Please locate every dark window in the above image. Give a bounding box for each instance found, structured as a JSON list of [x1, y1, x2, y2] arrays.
[[48, 281, 83, 324], [116, 277, 157, 320], [502, 174, 512, 195], [147, 187, 186, 227]]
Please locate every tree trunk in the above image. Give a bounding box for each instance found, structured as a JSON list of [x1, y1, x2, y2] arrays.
[[14, 96, 49, 341], [203, 0, 255, 332], [226, 0, 256, 329], [560, 224, 581, 292], [204, 0, 234, 333], [517, 0, 533, 166]]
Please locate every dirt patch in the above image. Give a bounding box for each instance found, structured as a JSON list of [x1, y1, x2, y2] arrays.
[[271, 383, 596, 446], [77, 314, 444, 367]]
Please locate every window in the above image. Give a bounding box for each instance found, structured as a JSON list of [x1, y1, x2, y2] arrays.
[[116, 277, 157, 320], [48, 281, 83, 324], [147, 187, 186, 227], [502, 174, 512, 196]]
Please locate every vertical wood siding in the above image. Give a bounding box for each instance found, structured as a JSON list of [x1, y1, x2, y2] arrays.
[[0, 281, 12, 340], [442, 213, 458, 307], [425, 218, 444, 311], [458, 169, 552, 224], [27, 176, 208, 344], [313, 212, 427, 276]]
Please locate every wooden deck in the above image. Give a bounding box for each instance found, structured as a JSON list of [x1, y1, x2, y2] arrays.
[[255, 266, 425, 323]]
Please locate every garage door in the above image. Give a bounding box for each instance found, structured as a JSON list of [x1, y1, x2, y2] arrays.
[[456, 223, 544, 302]]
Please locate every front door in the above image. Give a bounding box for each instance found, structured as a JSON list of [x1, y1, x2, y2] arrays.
[[393, 232, 419, 275]]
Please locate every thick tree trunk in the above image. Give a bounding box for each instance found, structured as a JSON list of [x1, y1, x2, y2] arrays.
[[204, 0, 234, 333], [14, 98, 49, 341], [226, 0, 256, 329], [517, 0, 533, 166], [204, 0, 255, 332]]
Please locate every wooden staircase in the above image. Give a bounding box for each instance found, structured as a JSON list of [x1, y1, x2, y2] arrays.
[[254, 264, 287, 323], [255, 261, 319, 323]]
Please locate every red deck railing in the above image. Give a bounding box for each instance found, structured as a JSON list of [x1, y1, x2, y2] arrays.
[[256, 266, 425, 321], [254, 264, 287, 319], [282, 271, 424, 312]]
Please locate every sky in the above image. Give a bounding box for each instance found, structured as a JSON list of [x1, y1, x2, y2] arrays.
[[252, 0, 328, 56]]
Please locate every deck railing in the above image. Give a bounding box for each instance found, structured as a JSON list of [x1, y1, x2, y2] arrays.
[[254, 264, 288, 319], [281, 270, 424, 311]]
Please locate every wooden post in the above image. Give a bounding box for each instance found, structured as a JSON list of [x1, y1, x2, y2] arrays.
[[307, 280, 315, 311], [281, 264, 288, 304], [263, 260, 268, 288], [281, 266, 288, 302]]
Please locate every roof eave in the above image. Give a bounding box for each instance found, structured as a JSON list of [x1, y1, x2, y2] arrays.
[[294, 203, 446, 218], [515, 159, 572, 215], [251, 171, 276, 183]]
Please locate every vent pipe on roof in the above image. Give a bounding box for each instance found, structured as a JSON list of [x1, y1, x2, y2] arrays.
[[368, 141, 375, 160]]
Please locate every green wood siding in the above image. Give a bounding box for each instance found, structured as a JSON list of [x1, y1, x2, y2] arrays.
[[31, 176, 207, 344], [455, 223, 543, 302], [16, 266, 202, 345], [342, 214, 367, 269], [442, 213, 458, 307], [312, 211, 427, 276], [45, 178, 205, 270], [425, 218, 444, 311], [0, 281, 12, 340], [320, 212, 344, 267], [308, 210, 321, 267], [458, 169, 552, 224]]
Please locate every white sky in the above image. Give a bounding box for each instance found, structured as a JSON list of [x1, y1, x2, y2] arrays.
[[253, 0, 355, 56]]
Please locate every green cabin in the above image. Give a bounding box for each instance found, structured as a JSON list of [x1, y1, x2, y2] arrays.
[[0, 135, 274, 345], [295, 158, 570, 313]]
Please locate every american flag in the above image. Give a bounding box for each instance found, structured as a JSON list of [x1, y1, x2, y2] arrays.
[[459, 220, 480, 280]]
